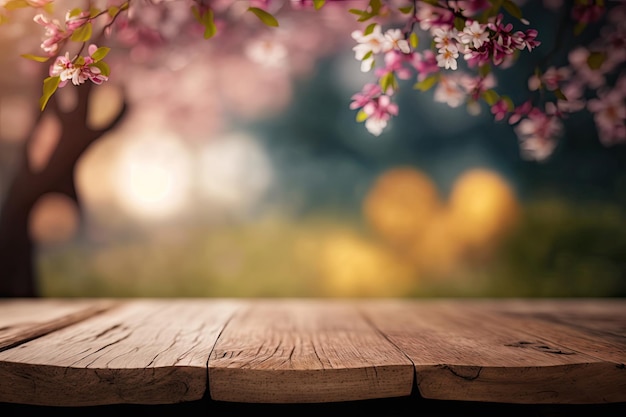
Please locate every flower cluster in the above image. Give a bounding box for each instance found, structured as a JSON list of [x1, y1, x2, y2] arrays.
[[346, 0, 624, 162], [1, 0, 623, 162], [349, 2, 540, 139], [49, 44, 109, 87]]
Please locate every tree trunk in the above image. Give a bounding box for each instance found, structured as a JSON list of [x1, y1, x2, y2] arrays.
[[0, 83, 127, 297]]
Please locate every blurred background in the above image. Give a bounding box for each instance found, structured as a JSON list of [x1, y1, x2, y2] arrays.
[[1, 1, 625, 298]]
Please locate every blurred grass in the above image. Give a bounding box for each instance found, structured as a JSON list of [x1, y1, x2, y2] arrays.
[[37, 198, 626, 298]]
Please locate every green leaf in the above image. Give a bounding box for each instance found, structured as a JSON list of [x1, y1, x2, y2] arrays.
[[362, 50, 373, 61], [313, 0, 325, 10], [409, 32, 419, 49], [40, 76, 60, 111], [482, 89, 499, 106], [574, 21, 587, 36], [356, 109, 368, 122], [554, 88, 568, 101], [191, 5, 201, 21], [380, 72, 396, 93], [502, 0, 523, 20], [586, 51, 606, 70], [3, 0, 29, 10], [364, 22, 377, 36], [357, 13, 374, 22], [503, 96, 515, 111], [413, 75, 438, 91], [68, 7, 82, 18], [91, 61, 110, 77], [202, 9, 217, 39], [248, 7, 279, 27], [348, 9, 365, 16], [107, 6, 119, 17], [479, 64, 491, 78], [369, 0, 382, 14], [453, 17, 465, 31], [89, 7, 100, 18], [21, 54, 50, 63], [398, 5, 413, 14], [90, 46, 110, 62], [70, 22, 92, 42]]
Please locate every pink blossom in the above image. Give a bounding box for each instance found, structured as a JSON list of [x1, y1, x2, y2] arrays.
[[350, 83, 382, 110], [352, 24, 385, 72], [434, 74, 467, 108], [568, 47, 606, 89], [491, 98, 509, 121], [437, 44, 459, 70], [65, 10, 90, 31], [572, 4, 605, 24], [587, 89, 626, 146], [48, 44, 109, 88], [461, 73, 496, 101], [531, 66, 571, 91], [33, 13, 67, 55], [411, 50, 439, 81], [49, 53, 77, 87], [514, 110, 563, 161], [508, 100, 533, 125], [362, 94, 398, 136], [375, 51, 413, 80], [459, 20, 489, 49], [382, 28, 410, 54], [415, 3, 455, 31]]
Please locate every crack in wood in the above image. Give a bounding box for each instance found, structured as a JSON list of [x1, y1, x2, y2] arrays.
[[439, 365, 483, 381], [505, 341, 575, 355]]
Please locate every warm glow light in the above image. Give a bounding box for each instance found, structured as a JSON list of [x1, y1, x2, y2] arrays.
[[199, 131, 274, 218], [113, 132, 192, 220], [448, 168, 519, 249], [319, 230, 417, 297], [363, 167, 442, 247], [29, 193, 79, 245]]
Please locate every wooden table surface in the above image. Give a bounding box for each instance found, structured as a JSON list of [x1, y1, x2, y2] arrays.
[[0, 298, 624, 408]]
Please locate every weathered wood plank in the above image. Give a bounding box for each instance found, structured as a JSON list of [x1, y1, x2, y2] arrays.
[[360, 299, 626, 404], [0, 298, 118, 351], [208, 299, 414, 403], [467, 299, 626, 364], [0, 299, 241, 406]]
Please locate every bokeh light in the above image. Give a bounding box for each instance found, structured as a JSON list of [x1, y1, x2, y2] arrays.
[[113, 132, 193, 221]]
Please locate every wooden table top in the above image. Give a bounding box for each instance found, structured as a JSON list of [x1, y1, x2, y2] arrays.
[[0, 298, 624, 407]]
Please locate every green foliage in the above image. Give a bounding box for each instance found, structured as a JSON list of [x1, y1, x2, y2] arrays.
[[21, 54, 50, 63], [313, 0, 325, 10], [90, 46, 110, 62], [413, 74, 438, 91], [192, 6, 218, 38], [2, 0, 29, 10], [40, 75, 60, 111], [587, 51, 606, 70], [487, 199, 626, 297], [379, 72, 397, 93], [481, 89, 499, 106], [348, 0, 382, 23], [247, 7, 279, 27], [70, 22, 92, 42], [356, 109, 368, 122], [502, 0, 523, 20]]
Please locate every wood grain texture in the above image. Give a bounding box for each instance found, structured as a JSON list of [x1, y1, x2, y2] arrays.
[[0, 298, 118, 350], [0, 299, 241, 406], [0, 298, 623, 406], [360, 299, 626, 404], [208, 299, 414, 403]]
